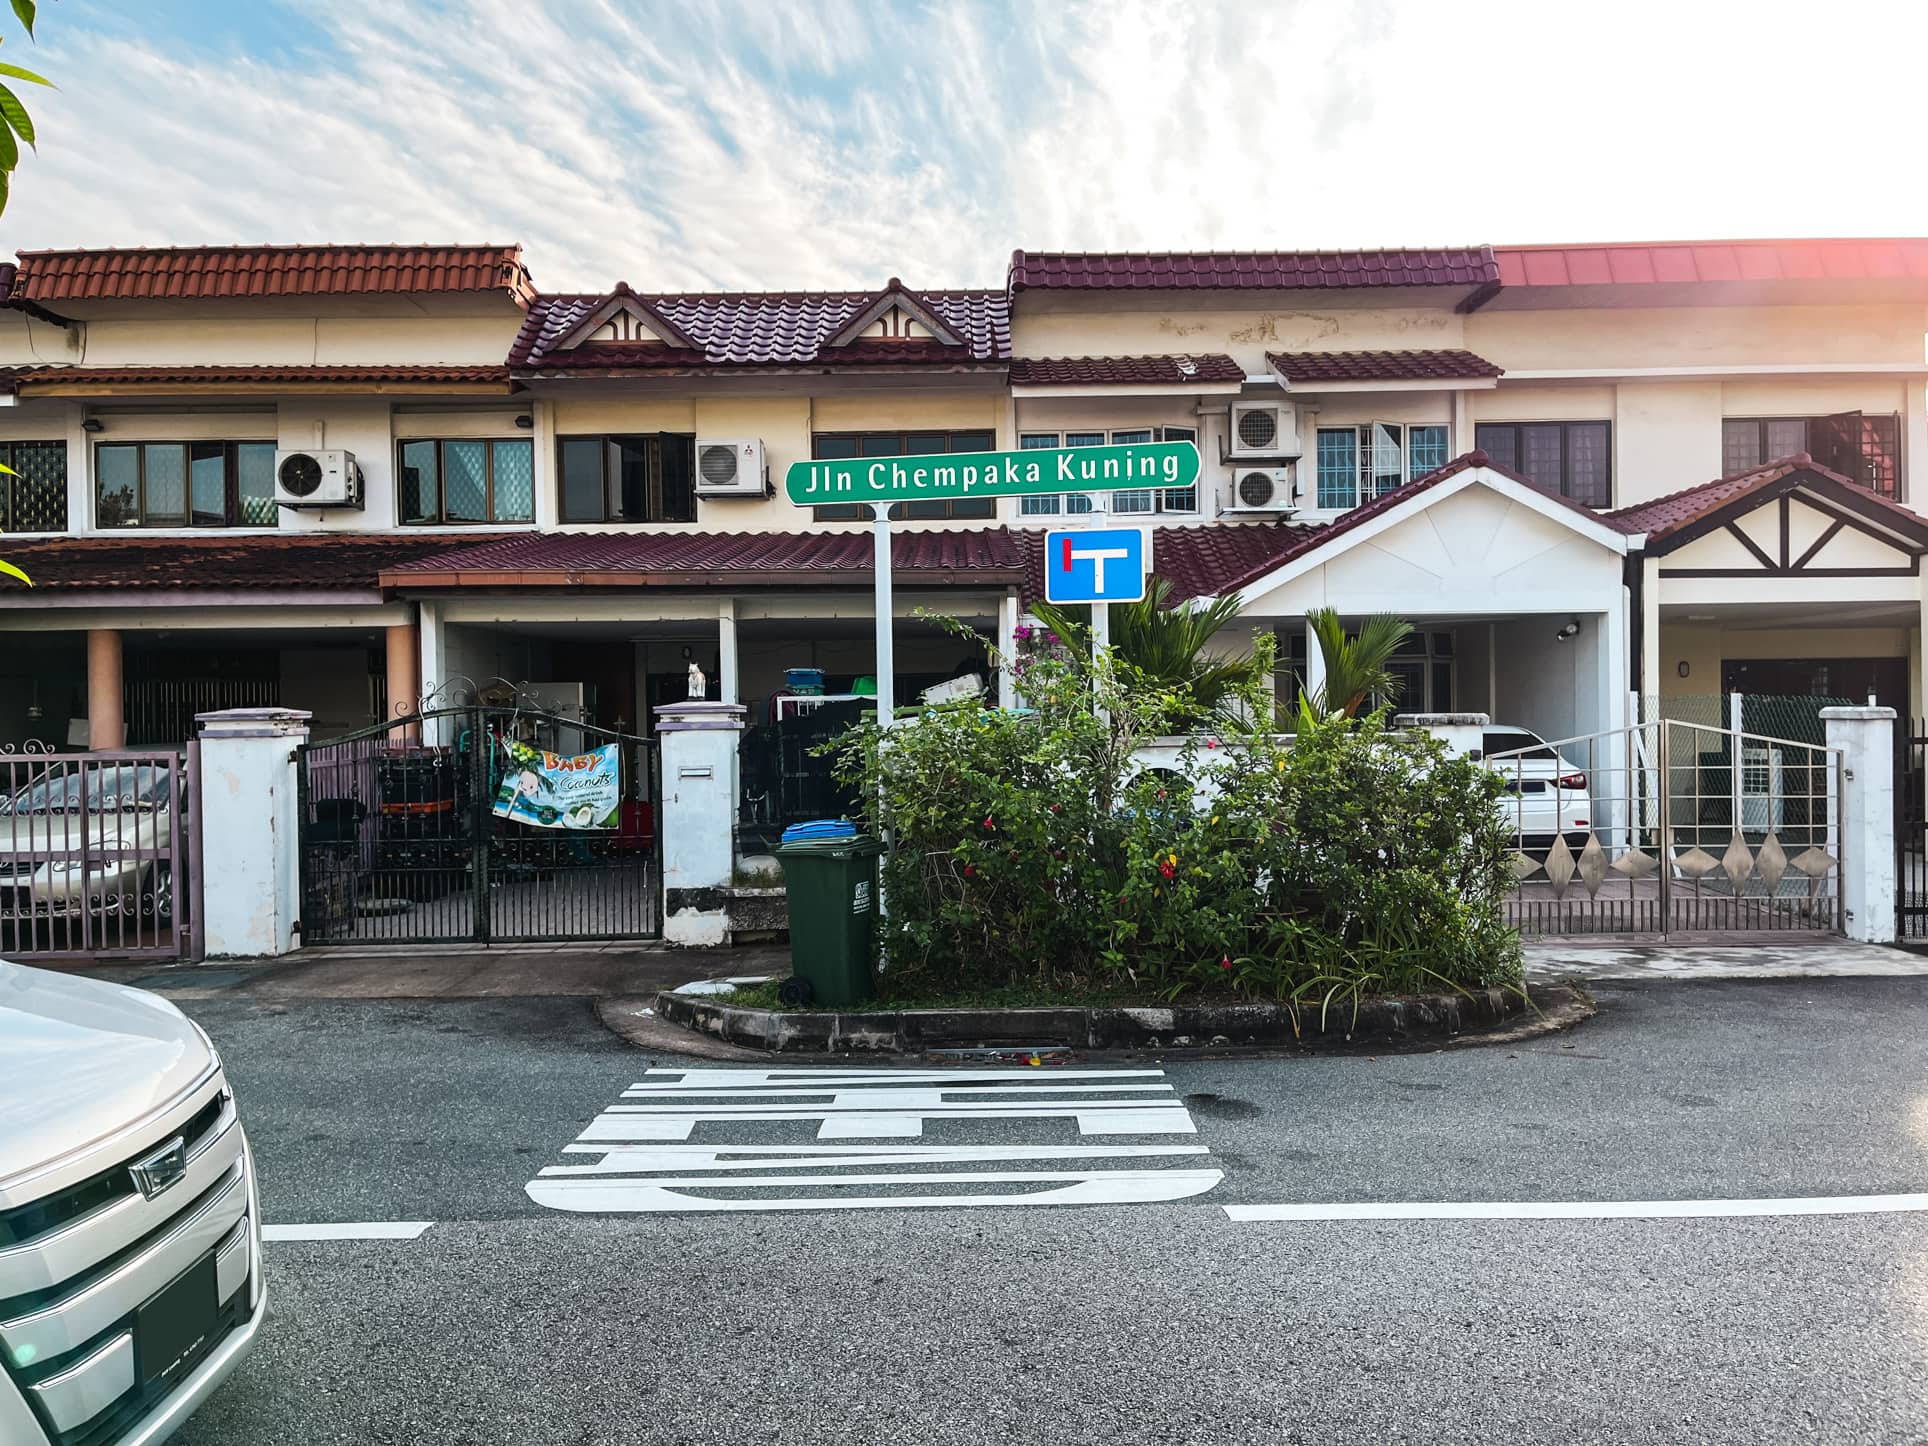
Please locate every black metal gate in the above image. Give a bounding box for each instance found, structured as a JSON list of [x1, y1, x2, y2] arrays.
[[296, 705, 660, 946], [1899, 723, 1928, 942]]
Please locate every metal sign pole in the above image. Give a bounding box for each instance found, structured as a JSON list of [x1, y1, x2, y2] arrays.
[[1091, 600, 1110, 726], [872, 502, 894, 728]]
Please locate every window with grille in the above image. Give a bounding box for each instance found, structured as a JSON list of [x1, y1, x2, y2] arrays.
[[809, 430, 996, 521], [400, 438, 536, 524], [1017, 426, 1198, 516], [0, 440, 66, 532], [1720, 413, 1901, 500], [96, 441, 277, 528], [1473, 421, 1612, 508], [1314, 424, 1448, 510]]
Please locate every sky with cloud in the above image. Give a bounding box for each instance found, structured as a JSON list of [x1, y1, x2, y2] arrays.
[[0, 0, 1921, 292]]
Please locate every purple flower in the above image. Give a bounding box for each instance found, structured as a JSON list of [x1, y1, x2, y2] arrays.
[[1013, 623, 1035, 642], [1045, 631, 1060, 646]]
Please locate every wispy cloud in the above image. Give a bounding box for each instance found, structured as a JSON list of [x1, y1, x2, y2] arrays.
[[3, 0, 1924, 292]]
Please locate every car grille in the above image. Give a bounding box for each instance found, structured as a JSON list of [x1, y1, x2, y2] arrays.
[[0, 1078, 256, 1445]]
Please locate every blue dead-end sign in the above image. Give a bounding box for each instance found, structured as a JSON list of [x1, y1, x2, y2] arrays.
[[1043, 526, 1152, 605]]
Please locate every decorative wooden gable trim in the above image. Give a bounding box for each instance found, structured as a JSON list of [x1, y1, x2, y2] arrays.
[[1656, 474, 1928, 579], [825, 278, 962, 349], [552, 282, 698, 352]]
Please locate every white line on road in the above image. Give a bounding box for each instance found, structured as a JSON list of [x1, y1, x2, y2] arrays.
[[1225, 1194, 1928, 1223], [263, 1221, 436, 1241]]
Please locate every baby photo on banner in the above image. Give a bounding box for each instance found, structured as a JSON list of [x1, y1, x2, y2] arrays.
[[492, 735, 623, 829]]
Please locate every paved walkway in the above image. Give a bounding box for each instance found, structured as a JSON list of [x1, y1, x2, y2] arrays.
[[1526, 937, 1928, 981]]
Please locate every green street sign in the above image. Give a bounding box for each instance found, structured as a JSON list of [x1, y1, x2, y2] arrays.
[[784, 440, 1200, 507]]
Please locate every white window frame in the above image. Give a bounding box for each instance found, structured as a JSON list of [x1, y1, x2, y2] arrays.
[[1016, 425, 1200, 517]]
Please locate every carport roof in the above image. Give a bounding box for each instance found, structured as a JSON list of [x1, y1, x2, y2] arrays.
[[0, 531, 512, 593], [1608, 454, 1928, 550]]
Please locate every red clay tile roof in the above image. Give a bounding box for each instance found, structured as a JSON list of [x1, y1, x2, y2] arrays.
[[8, 245, 535, 305], [1266, 349, 1503, 385], [1607, 454, 1928, 547], [1007, 248, 1498, 292], [1495, 239, 1928, 289], [0, 532, 511, 592], [1008, 354, 1246, 387], [510, 288, 1009, 372], [4, 364, 513, 392], [383, 528, 1031, 588]]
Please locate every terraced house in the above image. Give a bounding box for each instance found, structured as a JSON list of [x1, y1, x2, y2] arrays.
[[0, 237, 1924, 950]]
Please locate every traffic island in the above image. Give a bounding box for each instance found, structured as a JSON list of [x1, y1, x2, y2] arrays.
[[649, 979, 1593, 1055]]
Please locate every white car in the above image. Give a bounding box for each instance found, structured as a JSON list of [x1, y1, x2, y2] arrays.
[[0, 961, 263, 1444], [1398, 713, 1595, 852], [0, 764, 175, 925]]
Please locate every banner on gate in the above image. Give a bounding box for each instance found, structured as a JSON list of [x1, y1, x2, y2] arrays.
[[492, 736, 622, 829]]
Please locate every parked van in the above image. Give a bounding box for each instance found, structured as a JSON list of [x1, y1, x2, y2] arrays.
[[1398, 713, 1594, 852], [0, 961, 263, 1445]]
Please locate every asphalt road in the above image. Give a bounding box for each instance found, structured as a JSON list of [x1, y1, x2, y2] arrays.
[[168, 978, 1928, 1445]]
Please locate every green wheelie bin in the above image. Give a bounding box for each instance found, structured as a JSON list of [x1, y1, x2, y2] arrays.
[[773, 827, 883, 1007]]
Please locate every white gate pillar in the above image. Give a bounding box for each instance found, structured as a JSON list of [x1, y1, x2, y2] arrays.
[[655, 699, 746, 946], [196, 707, 311, 959], [1821, 705, 1897, 944]]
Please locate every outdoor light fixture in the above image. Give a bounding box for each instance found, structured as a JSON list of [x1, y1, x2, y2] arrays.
[[81, 417, 104, 433], [514, 415, 535, 429], [1678, 661, 1691, 678], [1554, 619, 1581, 642]]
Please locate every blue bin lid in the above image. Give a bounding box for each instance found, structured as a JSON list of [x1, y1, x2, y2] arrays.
[[780, 819, 858, 844]]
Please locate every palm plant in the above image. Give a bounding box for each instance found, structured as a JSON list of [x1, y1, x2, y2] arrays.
[[1302, 607, 1412, 720], [1031, 576, 1261, 716]]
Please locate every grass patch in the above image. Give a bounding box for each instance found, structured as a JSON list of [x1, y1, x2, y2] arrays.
[[699, 976, 1508, 1014]]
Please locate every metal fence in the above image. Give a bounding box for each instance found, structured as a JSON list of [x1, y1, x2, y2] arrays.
[[0, 742, 200, 960], [297, 705, 659, 946], [1492, 718, 1841, 938]]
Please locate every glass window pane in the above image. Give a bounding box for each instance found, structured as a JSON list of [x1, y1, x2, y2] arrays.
[[189, 442, 227, 525], [1431, 661, 1453, 711], [1161, 426, 1198, 443], [1019, 433, 1058, 450], [1160, 486, 1197, 512], [893, 499, 951, 520], [559, 437, 603, 521], [6, 441, 66, 532], [1316, 428, 1357, 510], [1764, 418, 1807, 461], [1721, 419, 1761, 475], [1368, 423, 1403, 497], [1020, 494, 1061, 515], [949, 430, 993, 452], [1111, 489, 1152, 513], [612, 439, 649, 520], [486, 439, 534, 523], [904, 431, 948, 457], [442, 441, 487, 521], [1565, 423, 1612, 507], [97, 445, 139, 528], [1065, 432, 1105, 448], [659, 434, 695, 522], [1517, 424, 1563, 491], [813, 504, 868, 522], [861, 434, 902, 456], [1474, 423, 1516, 472], [813, 435, 861, 460], [143, 444, 187, 523], [1065, 494, 1096, 514], [235, 443, 276, 525], [948, 497, 995, 520], [1408, 425, 1449, 479], [400, 440, 440, 523], [1111, 429, 1153, 444]]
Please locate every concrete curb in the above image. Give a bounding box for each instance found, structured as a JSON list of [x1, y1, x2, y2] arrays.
[[651, 982, 1591, 1055]]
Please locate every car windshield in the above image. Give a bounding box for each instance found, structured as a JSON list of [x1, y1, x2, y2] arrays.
[[0, 764, 172, 815]]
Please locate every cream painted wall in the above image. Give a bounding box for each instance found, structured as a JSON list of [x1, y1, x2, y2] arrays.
[[1614, 382, 1724, 504], [1469, 386, 1617, 423], [0, 310, 524, 368], [1658, 623, 1912, 699], [1466, 304, 1927, 372], [1011, 304, 1463, 373]]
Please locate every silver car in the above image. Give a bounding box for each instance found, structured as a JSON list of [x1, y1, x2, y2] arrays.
[[0, 765, 177, 925], [0, 961, 264, 1444]]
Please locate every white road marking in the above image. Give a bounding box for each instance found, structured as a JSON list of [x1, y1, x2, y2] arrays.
[[525, 1066, 1223, 1214], [263, 1221, 435, 1241], [1224, 1194, 1928, 1223]]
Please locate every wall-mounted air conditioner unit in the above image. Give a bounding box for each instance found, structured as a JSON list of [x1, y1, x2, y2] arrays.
[[274, 449, 364, 509], [1226, 463, 1297, 514], [1226, 401, 1302, 459], [694, 438, 769, 497]]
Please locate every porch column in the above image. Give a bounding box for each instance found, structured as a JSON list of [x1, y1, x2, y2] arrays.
[[86, 628, 123, 750], [1821, 705, 1897, 945], [1303, 618, 1327, 711], [997, 590, 1019, 709], [717, 599, 739, 706], [385, 615, 420, 739], [1639, 556, 1661, 715], [655, 699, 746, 946]]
